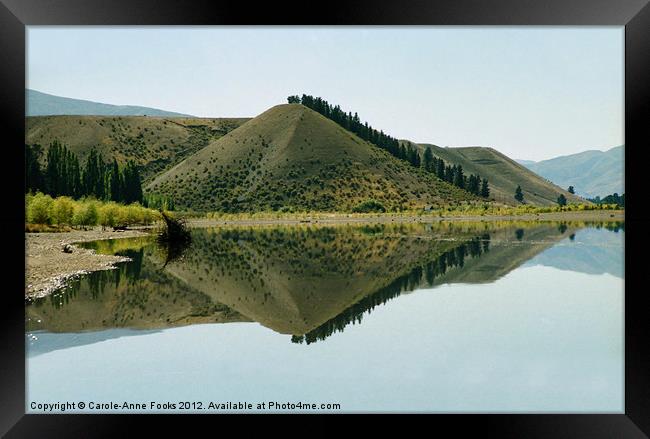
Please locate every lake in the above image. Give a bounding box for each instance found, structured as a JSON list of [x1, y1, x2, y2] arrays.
[[25, 221, 624, 413]]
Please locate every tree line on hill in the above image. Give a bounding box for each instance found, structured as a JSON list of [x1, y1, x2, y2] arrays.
[[293, 233, 491, 344], [26, 140, 143, 204], [288, 94, 489, 198], [421, 147, 489, 197], [588, 193, 625, 207]]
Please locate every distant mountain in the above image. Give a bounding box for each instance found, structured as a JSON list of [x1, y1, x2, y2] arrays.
[[26, 89, 193, 117], [517, 146, 624, 198], [410, 143, 584, 206]]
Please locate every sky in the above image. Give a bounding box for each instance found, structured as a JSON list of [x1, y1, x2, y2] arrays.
[[26, 27, 624, 161]]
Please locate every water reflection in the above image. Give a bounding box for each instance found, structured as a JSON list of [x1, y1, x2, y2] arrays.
[[524, 221, 624, 278], [26, 221, 623, 346]]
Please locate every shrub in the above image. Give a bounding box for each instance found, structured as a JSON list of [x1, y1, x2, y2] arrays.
[[98, 202, 120, 228], [27, 192, 54, 224], [125, 203, 145, 225], [50, 196, 75, 225], [72, 200, 99, 227], [352, 199, 387, 213]]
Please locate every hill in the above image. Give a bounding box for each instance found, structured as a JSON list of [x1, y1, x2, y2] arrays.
[[411, 143, 584, 206], [147, 104, 478, 212], [26, 115, 250, 182], [517, 146, 624, 198], [27, 89, 193, 117]]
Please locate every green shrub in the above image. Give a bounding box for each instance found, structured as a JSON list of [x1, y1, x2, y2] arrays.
[[98, 202, 121, 228], [50, 196, 75, 225], [73, 200, 98, 227], [27, 192, 54, 224], [352, 199, 387, 213]]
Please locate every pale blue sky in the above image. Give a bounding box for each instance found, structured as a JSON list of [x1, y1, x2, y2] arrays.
[[27, 27, 623, 161]]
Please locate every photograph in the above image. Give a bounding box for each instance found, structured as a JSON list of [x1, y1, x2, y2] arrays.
[[1, 0, 648, 435]]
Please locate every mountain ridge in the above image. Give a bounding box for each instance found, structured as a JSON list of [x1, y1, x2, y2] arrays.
[[516, 145, 624, 198], [27, 89, 193, 117]]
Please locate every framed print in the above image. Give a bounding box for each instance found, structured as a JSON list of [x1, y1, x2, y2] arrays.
[[1, 0, 648, 436]]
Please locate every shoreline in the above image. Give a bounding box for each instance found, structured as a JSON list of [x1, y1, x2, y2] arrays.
[[25, 210, 623, 299], [25, 227, 153, 300], [187, 209, 624, 227]]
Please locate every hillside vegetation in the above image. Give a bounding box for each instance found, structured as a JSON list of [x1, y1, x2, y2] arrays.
[[147, 104, 478, 212], [413, 143, 584, 206], [26, 115, 250, 182]]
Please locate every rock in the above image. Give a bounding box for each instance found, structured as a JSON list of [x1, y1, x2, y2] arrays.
[[62, 244, 74, 253]]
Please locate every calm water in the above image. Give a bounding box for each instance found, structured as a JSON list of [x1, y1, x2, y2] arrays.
[[26, 221, 624, 413]]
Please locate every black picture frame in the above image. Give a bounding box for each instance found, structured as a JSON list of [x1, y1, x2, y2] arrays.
[[1, 0, 648, 436]]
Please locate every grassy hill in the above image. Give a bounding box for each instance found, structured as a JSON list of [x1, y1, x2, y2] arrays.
[[147, 104, 478, 212], [519, 146, 623, 198], [411, 143, 585, 206], [26, 115, 249, 182], [27, 89, 193, 117]]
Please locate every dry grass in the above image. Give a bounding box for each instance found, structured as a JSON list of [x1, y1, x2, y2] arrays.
[[147, 104, 477, 212]]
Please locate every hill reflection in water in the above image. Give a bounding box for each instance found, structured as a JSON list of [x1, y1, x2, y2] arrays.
[[26, 221, 622, 347]]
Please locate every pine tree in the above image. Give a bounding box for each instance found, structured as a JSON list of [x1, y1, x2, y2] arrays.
[[514, 185, 524, 203], [109, 159, 123, 202], [468, 174, 479, 195], [45, 140, 63, 197], [423, 147, 434, 172], [83, 148, 98, 198], [568, 186, 575, 194], [436, 157, 445, 180], [70, 155, 81, 198], [96, 153, 106, 200], [25, 144, 45, 193], [122, 161, 143, 204], [557, 193, 567, 206], [445, 165, 454, 183], [480, 178, 490, 198], [453, 165, 465, 189]]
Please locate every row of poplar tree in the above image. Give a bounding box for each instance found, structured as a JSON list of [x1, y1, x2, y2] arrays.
[[288, 94, 489, 198], [421, 148, 489, 197], [25, 141, 143, 204]]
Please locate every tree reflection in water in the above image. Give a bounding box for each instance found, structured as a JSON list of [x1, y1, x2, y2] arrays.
[[293, 234, 491, 345]]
